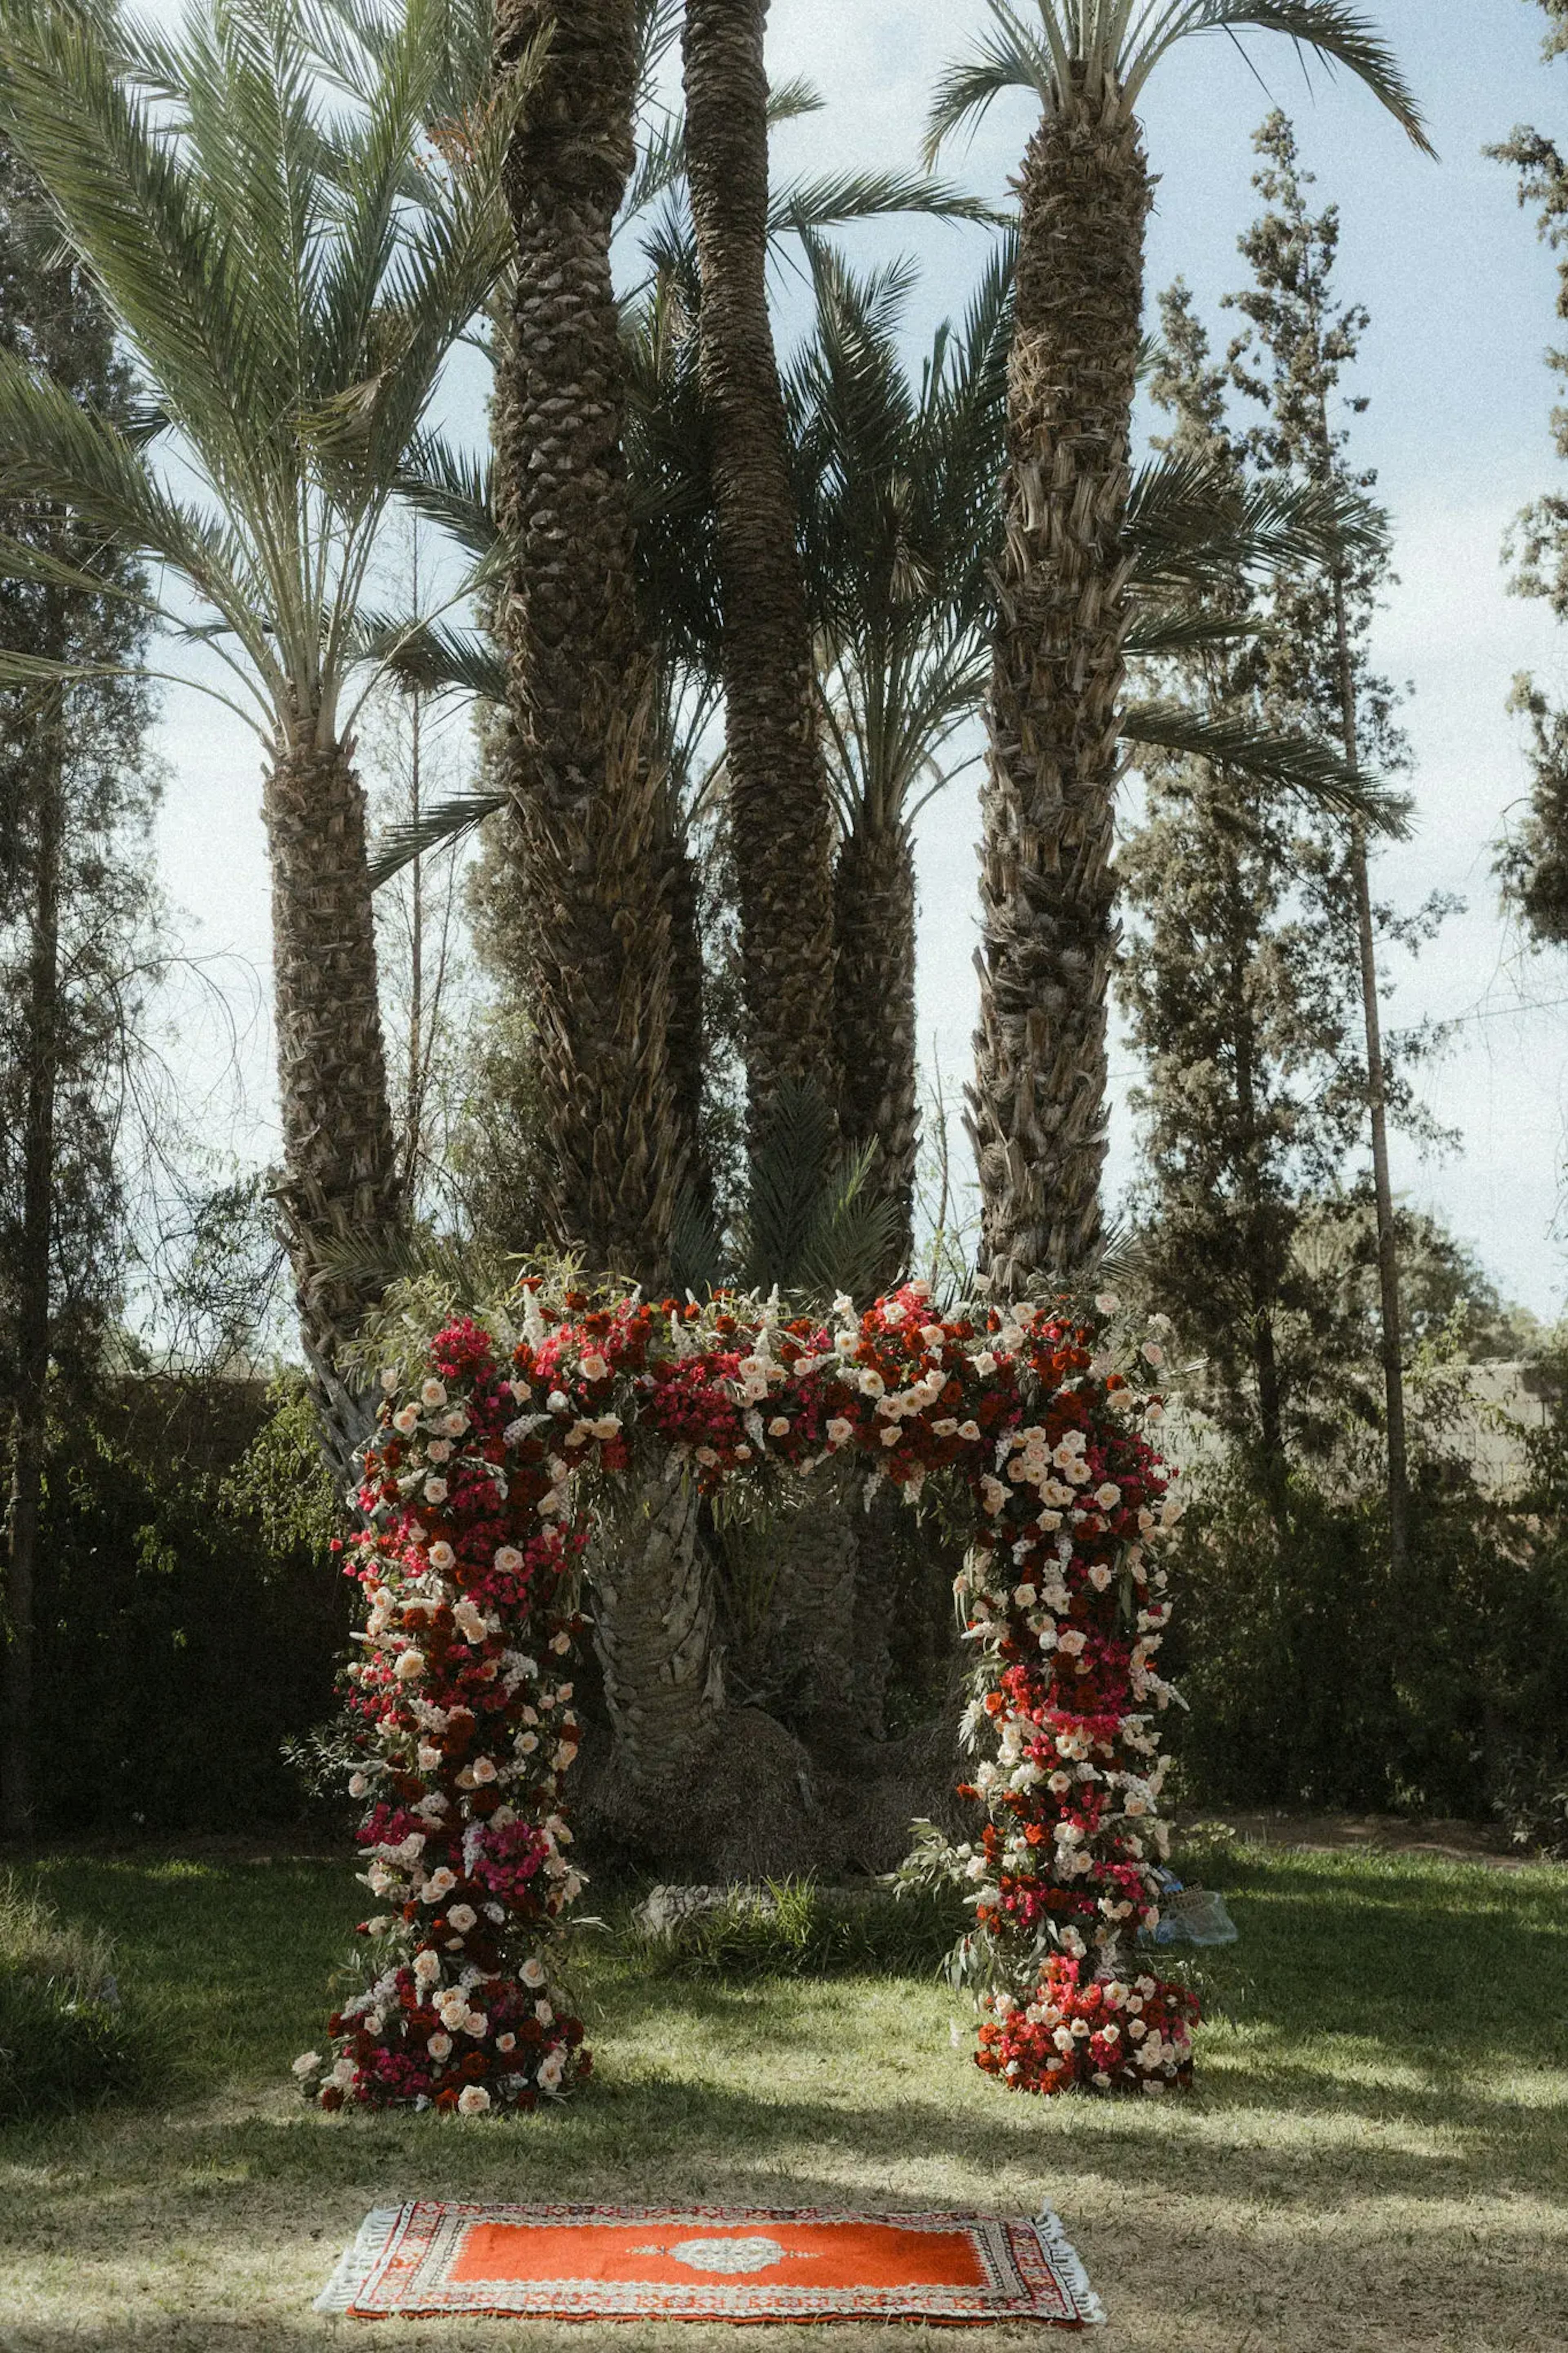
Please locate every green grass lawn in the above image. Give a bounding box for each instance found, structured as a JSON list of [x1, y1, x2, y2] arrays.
[[1, 1838, 1565, 2351]]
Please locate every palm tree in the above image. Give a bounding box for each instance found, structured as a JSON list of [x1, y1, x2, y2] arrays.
[[680, 0, 840, 1153], [0, 0, 523, 1473], [926, 1, 1430, 1294], [789, 239, 1013, 1283], [489, 0, 688, 1286]]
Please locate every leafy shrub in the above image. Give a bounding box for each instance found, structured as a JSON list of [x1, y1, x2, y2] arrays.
[[0, 1877, 164, 2121], [27, 1372, 350, 1835], [628, 1877, 969, 1980], [1165, 1445, 1568, 1833]]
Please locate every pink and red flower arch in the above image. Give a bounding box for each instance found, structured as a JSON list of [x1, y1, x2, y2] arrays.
[[294, 1275, 1197, 2117]]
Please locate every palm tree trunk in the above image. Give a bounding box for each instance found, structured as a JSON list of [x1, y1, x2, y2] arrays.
[[3, 668, 63, 1842], [663, 817, 711, 1220], [263, 735, 405, 1485], [834, 814, 917, 1288], [591, 1453, 724, 1786], [494, 0, 682, 1284], [682, 0, 838, 1139], [969, 89, 1152, 1294]]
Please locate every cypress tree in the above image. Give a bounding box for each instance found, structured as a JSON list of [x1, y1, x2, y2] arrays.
[[1227, 110, 1416, 1571]]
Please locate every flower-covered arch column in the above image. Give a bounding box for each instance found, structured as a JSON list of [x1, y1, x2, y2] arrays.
[[294, 1276, 1196, 2115]]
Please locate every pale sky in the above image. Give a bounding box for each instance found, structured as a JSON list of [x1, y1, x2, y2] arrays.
[[149, 0, 1568, 1318]]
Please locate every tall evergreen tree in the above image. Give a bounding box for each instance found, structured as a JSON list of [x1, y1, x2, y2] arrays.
[[0, 138, 158, 1838], [1120, 283, 1372, 1496], [1227, 109, 1416, 1568]]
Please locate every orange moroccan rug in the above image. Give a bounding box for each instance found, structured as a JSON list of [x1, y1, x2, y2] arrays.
[[314, 2200, 1105, 2326]]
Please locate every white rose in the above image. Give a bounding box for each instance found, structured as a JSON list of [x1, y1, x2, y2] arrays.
[[972, 1351, 997, 1378], [425, 1868, 457, 1900], [1096, 1483, 1120, 1510], [417, 1741, 442, 1771], [825, 1417, 853, 1446], [768, 1416, 790, 1437], [957, 1421, 980, 1443], [579, 1352, 608, 1381], [413, 1949, 441, 1984], [423, 1478, 448, 1504], [1142, 1341, 1164, 1367], [395, 1650, 426, 1682], [537, 2048, 566, 2093], [470, 1756, 498, 1784], [392, 1405, 419, 1436], [520, 1956, 547, 1988], [348, 1771, 369, 1799], [421, 1379, 447, 1408], [494, 1546, 523, 1574], [427, 2032, 452, 2059], [292, 2052, 321, 2077], [380, 1368, 401, 1393], [1095, 1292, 1120, 1314], [428, 1541, 456, 1572], [447, 1904, 477, 1932], [497, 2032, 517, 2053], [457, 2085, 491, 2115]]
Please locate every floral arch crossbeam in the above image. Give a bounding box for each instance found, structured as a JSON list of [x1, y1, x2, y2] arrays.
[[293, 1275, 1197, 2116]]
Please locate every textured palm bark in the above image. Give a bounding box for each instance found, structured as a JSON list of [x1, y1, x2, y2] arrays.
[[590, 1452, 725, 1786], [662, 823, 711, 1217], [834, 816, 917, 1287], [848, 1467, 901, 1743], [760, 1489, 857, 1724], [263, 736, 405, 1483], [493, 0, 681, 1282], [969, 91, 1151, 1292], [682, 0, 838, 1136]]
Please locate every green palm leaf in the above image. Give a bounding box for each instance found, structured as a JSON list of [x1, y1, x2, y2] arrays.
[[927, 2, 1431, 157], [1120, 699, 1410, 834]]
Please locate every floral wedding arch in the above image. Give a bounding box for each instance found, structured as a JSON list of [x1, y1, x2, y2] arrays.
[[294, 1274, 1198, 2117]]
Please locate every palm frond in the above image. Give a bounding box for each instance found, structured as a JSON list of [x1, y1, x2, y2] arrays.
[[1123, 607, 1256, 659], [1126, 454, 1387, 591], [924, 18, 1057, 164], [737, 1079, 837, 1294], [368, 787, 505, 888], [1129, 4, 1431, 152], [355, 611, 506, 703], [0, 353, 263, 654], [768, 169, 1006, 238], [1120, 699, 1410, 835], [398, 432, 497, 557], [795, 1143, 906, 1305]]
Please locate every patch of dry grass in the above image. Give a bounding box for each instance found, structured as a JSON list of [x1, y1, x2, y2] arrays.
[[0, 1840, 1564, 2351]]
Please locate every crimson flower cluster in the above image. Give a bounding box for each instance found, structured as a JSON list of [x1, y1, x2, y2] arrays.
[[976, 1957, 1199, 2094]]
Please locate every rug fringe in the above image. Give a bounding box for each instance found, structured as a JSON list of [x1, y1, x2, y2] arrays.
[[1032, 2204, 1106, 2326], [314, 2204, 406, 2314]]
